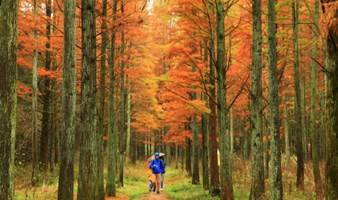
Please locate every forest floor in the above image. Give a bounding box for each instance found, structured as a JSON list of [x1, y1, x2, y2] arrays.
[[14, 155, 320, 199]]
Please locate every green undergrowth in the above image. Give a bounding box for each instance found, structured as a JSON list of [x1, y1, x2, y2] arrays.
[[164, 167, 218, 200], [14, 156, 319, 200], [118, 162, 149, 199]]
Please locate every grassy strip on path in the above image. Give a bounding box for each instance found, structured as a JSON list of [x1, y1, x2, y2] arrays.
[[121, 162, 218, 200]]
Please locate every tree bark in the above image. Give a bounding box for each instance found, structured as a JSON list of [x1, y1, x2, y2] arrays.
[[119, 0, 126, 186], [57, 0, 77, 196], [292, 0, 305, 189], [191, 113, 199, 184], [31, 0, 39, 187], [77, 0, 98, 198], [267, 0, 283, 198], [202, 41, 209, 189], [264, 114, 270, 179], [283, 96, 290, 163], [106, 0, 118, 196], [230, 108, 234, 157], [250, 0, 265, 197], [126, 75, 131, 159], [40, 0, 53, 173], [324, 1, 338, 199], [202, 93, 209, 189], [49, 90, 56, 174], [0, 1, 18, 199], [97, 0, 108, 198], [175, 143, 179, 169], [216, 1, 234, 199], [301, 76, 307, 160], [185, 138, 192, 176], [191, 61, 199, 184], [208, 10, 220, 191], [310, 0, 323, 196], [181, 147, 185, 171]]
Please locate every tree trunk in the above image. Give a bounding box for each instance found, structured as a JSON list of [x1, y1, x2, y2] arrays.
[[49, 91, 55, 174], [77, 0, 98, 198], [283, 96, 290, 162], [267, 0, 283, 198], [126, 76, 131, 159], [208, 12, 220, 191], [55, 120, 59, 166], [244, 130, 251, 159], [216, 1, 233, 199], [264, 114, 270, 179], [230, 108, 234, 157], [191, 60, 199, 184], [192, 113, 199, 184], [97, 0, 108, 199], [292, 0, 305, 189], [181, 147, 184, 171], [119, 1, 126, 186], [166, 142, 170, 164], [301, 76, 307, 160], [106, 0, 118, 196], [250, 0, 265, 197], [57, 1, 78, 187], [40, 0, 52, 173], [0, 1, 18, 199], [185, 138, 192, 176], [202, 41, 209, 189], [310, 0, 322, 196], [202, 94, 209, 189], [324, 2, 338, 199], [31, 0, 39, 187]]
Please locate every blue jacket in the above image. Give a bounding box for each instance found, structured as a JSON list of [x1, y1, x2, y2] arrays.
[[150, 158, 164, 174], [161, 158, 166, 174]]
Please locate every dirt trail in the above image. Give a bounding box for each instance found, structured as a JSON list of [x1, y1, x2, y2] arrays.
[[139, 191, 170, 200]]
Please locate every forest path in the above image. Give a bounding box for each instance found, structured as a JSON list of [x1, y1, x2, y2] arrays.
[[139, 191, 170, 200]]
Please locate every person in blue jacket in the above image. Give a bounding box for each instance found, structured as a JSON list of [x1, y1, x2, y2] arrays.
[[150, 152, 165, 194], [160, 157, 166, 190]]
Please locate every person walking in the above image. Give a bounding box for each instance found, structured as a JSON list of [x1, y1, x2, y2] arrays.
[[160, 157, 166, 190], [147, 163, 154, 192], [150, 152, 165, 194]]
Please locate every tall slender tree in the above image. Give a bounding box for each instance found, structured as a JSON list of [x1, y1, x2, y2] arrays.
[[310, 0, 322, 196], [216, 0, 233, 199], [191, 112, 199, 184], [40, 0, 53, 172], [97, 0, 108, 198], [185, 137, 192, 176], [0, 1, 18, 199], [202, 44, 209, 189], [77, 0, 98, 198], [57, 0, 77, 198], [283, 96, 290, 163], [126, 75, 131, 158], [250, 0, 264, 198], [106, 0, 118, 196], [191, 61, 199, 184], [119, 0, 126, 187], [267, 0, 283, 198], [208, 5, 220, 193], [324, 1, 338, 199], [292, 0, 304, 189], [32, 0, 39, 187]]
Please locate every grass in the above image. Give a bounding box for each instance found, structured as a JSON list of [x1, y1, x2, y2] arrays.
[[164, 167, 218, 200], [118, 162, 149, 199], [14, 155, 320, 200]]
